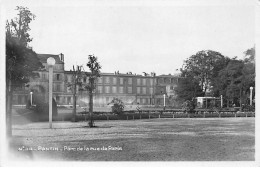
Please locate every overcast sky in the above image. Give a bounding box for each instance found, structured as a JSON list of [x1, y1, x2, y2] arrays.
[[2, 0, 256, 75]]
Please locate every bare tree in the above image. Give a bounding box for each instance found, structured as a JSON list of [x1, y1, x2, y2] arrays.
[[67, 65, 83, 122], [84, 55, 101, 127]]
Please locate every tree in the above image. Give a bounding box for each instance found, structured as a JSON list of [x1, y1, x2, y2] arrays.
[[66, 65, 83, 122], [216, 59, 244, 107], [83, 55, 101, 127], [6, 6, 43, 137], [174, 72, 203, 102], [213, 47, 255, 109], [239, 47, 255, 108], [183, 50, 229, 95], [109, 98, 125, 115]]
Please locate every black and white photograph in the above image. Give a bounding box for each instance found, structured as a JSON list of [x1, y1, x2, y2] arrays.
[[0, 0, 259, 166]]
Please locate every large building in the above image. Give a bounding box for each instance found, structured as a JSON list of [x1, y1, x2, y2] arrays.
[[12, 54, 182, 109]]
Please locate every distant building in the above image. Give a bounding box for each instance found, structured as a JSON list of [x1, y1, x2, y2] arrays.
[[12, 53, 182, 108]]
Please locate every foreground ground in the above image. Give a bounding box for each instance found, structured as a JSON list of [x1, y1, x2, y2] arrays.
[[8, 117, 255, 161]]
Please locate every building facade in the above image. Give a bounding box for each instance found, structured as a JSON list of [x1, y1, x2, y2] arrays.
[[12, 54, 182, 108]]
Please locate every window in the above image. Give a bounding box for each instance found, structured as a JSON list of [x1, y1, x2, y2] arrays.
[[105, 77, 110, 84], [98, 77, 103, 84], [105, 86, 110, 93], [67, 75, 71, 82], [142, 98, 146, 104], [112, 86, 117, 93], [159, 78, 164, 83], [149, 88, 153, 94], [128, 87, 132, 94], [137, 87, 141, 94], [56, 74, 60, 80], [106, 97, 110, 103], [142, 87, 146, 94], [57, 84, 61, 92], [137, 78, 141, 85], [67, 97, 71, 104], [137, 98, 140, 104], [42, 73, 46, 80], [54, 84, 61, 92], [76, 85, 79, 93], [97, 86, 103, 93], [113, 77, 117, 84], [83, 77, 87, 83], [119, 87, 124, 93], [119, 78, 123, 85], [142, 79, 146, 86], [150, 79, 153, 86], [128, 78, 132, 84], [170, 86, 174, 90]]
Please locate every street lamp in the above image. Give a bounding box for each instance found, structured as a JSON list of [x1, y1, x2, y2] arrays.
[[30, 91, 33, 106], [250, 87, 253, 106], [47, 57, 56, 128]]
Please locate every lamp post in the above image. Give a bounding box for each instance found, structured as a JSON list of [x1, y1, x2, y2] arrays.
[[220, 95, 223, 108], [47, 57, 56, 128], [250, 87, 253, 106], [30, 91, 33, 106]]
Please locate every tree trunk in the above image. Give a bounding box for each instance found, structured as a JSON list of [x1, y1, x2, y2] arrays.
[[89, 80, 94, 127], [227, 99, 229, 108], [6, 79, 13, 138], [89, 91, 94, 127], [239, 88, 242, 111], [72, 82, 77, 122]]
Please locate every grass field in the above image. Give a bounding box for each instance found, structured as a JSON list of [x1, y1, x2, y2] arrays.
[[9, 117, 255, 161]]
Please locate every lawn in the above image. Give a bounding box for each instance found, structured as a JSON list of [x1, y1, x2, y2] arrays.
[[9, 117, 255, 161]]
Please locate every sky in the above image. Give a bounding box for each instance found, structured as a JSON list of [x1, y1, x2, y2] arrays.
[[2, 0, 257, 75]]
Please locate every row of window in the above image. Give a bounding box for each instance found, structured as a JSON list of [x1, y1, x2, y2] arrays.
[[64, 85, 155, 94], [98, 86, 132, 94], [96, 86, 153, 94], [159, 77, 178, 84], [136, 98, 152, 105], [41, 73, 63, 81], [66, 75, 156, 86]]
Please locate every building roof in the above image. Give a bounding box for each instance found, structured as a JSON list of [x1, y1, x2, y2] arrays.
[[37, 54, 64, 64]]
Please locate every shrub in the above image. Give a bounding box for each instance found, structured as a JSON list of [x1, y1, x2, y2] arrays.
[[181, 100, 195, 113], [35, 98, 58, 121], [109, 98, 125, 115]]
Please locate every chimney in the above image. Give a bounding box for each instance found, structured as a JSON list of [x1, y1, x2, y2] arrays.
[[59, 53, 64, 62]]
